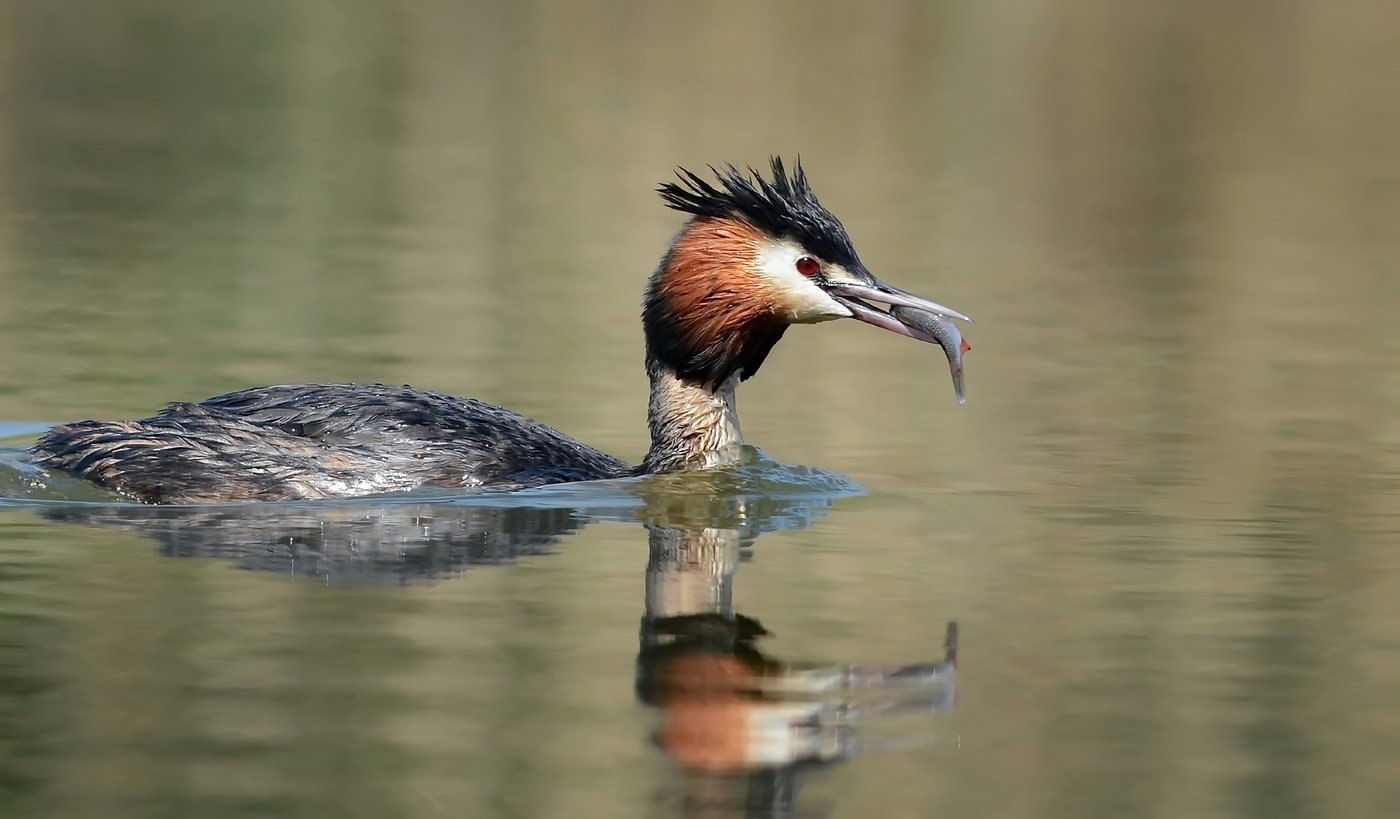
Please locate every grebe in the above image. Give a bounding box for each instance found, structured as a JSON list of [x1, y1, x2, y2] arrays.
[[29, 159, 970, 503]]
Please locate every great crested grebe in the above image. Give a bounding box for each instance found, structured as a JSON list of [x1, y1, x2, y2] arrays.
[[29, 159, 970, 503]]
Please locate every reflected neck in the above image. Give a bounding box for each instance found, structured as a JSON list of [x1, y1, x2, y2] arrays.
[[639, 361, 744, 475], [644, 524, 740, 618]]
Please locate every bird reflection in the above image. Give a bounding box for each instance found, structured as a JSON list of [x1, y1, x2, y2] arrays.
[[39, 501, 590, 582], [637, 518, 957, 818], [34, 484, 957, 818]]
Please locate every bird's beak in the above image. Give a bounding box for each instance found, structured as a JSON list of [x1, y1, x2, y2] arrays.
[[823, 274, 972, 339]]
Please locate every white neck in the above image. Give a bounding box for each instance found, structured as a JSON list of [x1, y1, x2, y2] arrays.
[[640, 365, 744, 474]]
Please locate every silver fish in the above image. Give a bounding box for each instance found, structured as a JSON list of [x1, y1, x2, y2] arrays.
[[890, 305, 970, 405]]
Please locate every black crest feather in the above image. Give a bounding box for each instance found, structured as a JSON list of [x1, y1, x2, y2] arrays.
[[658, 157, 861, 269]]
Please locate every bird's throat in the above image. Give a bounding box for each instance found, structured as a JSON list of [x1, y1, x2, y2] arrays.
[[640, 364, 745, 475]]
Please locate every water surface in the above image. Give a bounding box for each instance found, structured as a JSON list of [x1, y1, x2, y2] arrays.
[[1, 2, 1398, 817]]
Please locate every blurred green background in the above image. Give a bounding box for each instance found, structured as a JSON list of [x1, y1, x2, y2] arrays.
[[1, 1, 1398, 817]]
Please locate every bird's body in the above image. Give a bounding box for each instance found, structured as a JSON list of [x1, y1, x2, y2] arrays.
[[30, 159, 970, 504], [33, 384, 630, 503]]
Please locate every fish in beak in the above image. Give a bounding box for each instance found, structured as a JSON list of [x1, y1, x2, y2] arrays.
[[821, 270, 972, 404], [890, 305, 970, 405]]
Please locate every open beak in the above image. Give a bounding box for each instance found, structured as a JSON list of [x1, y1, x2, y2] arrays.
[[824, 277, 972, 338], [823, 273, 973, 405]]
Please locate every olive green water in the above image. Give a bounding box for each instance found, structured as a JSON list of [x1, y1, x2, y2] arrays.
[[1, 2, 1399, 817]]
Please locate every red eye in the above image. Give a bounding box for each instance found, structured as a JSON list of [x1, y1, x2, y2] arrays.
[[795, 256, 820, 277]]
